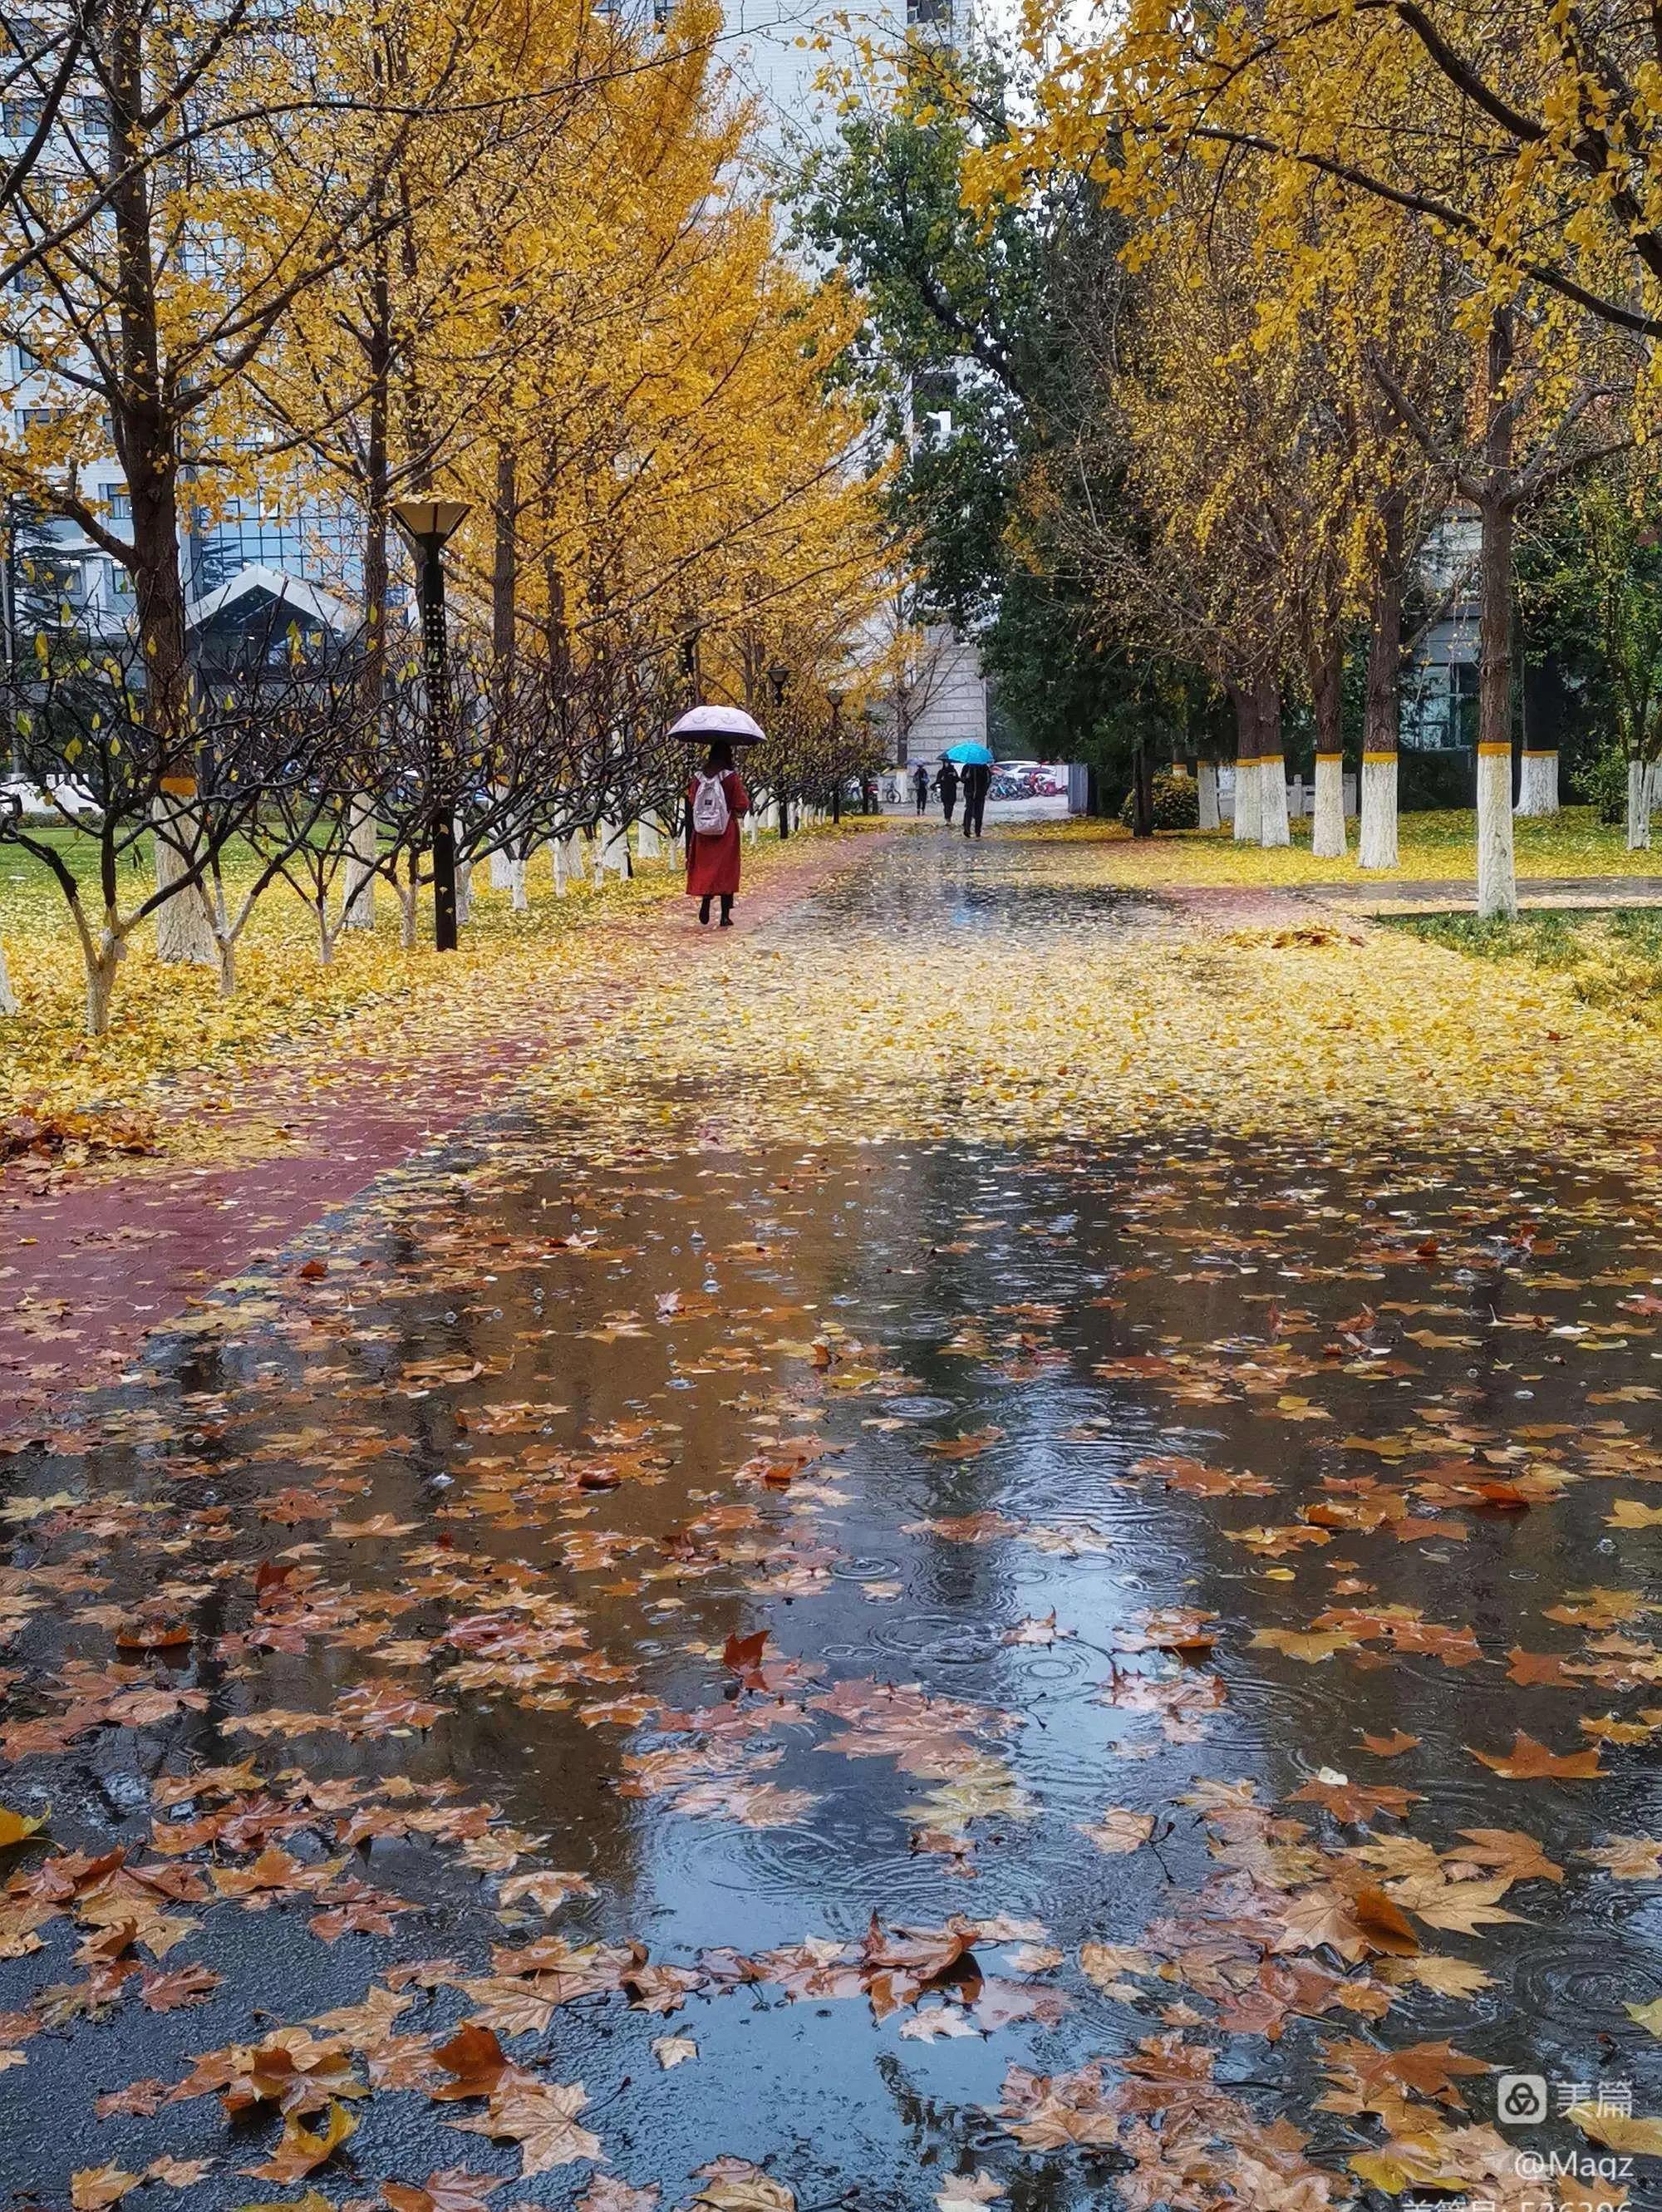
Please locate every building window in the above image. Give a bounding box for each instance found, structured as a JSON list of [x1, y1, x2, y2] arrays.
[[187, 495, 356, 597], [1402, 660, 1478, 751], [105, 489, 130, 521]]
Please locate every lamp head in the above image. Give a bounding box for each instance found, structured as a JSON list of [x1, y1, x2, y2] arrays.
[[767, 660, 789, 705], [392, 498, 470, 548]]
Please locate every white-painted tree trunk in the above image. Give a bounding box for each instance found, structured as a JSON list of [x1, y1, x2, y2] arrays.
[[1628, 758, 1653, 850], [1650, 759, 1662, 812], [0, 938, 17, 1015], [745, 811, 759, 844], [1232, 758, 1261, 843], [455, 858, 474, 925], [1359, 755, 1399, 870], [489, 845, 514, 890], [396, 870, 419, 949], [1197, 759, 1220, 831], [1258, 760, 1291, 848], [1310, 755, 1346, 859], [1514, 750, 1559, 816], [152, 799, 217, 965], [509, 853, 529, 910], [1476, 745, 1517, 918], [342, 798, 377, 929], [636, 816, 661, 863]]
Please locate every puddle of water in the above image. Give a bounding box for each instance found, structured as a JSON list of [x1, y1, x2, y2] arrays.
[[4, 1113, 1662, 2207]]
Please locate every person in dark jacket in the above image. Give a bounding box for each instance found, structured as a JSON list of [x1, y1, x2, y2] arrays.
[[936, 759, 960, 823], [912, 763, 929, 815], [961, 759, 991, 838]]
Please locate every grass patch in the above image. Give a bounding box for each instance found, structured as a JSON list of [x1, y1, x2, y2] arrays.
[[1389, 907, 1662, 1022], [1024, 806, 1662, 886]]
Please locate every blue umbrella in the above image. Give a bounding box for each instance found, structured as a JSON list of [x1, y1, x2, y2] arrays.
[[942, 740, 995, 766]]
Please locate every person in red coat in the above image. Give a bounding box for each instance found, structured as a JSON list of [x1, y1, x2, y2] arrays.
[[686, 740, 752, 925]]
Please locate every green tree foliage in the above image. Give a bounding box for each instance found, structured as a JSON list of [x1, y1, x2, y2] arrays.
[[794, 56, 1184, 782], [1517, 472, 1662, 788]]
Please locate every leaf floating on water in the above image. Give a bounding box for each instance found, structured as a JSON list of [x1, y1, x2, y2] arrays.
[[71, 2170, 140, 2212], [0, 1803, 47, 1847], [691, 2158, 795, 2212], [1468, 1732, 1603, 1779], [241, 2099, 358, 2182], [922, 1426, 1005, 1460], [1078, 1807, 1155, 1855]]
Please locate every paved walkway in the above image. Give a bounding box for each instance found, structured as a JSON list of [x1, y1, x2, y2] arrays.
[[0, 832, 886, 1438], [5, 827, 1662, 2212]]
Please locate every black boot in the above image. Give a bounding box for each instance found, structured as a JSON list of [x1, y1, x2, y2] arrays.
[[719, 896, 734, 927], [698, 897, 711, 925]]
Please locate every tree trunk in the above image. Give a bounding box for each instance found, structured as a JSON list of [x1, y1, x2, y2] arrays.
[[1475, 315, 1518, 921], [397, 853, 419, 949], [1628, 757, 1652, 849], [85, 928, 122, 1036], [1231, 683, 1261, 843], [1130, 741, 1153, 837], [345, 238, 391, 933], [1256, 675, 1290, 848], [1310, 628, 1346, 860], [0, 937, 17, 1016], [1515, 749, 1558, 817], [1360, 494, 1404, 872], [1197, 758, 1220, 832], [342, 796, 377, 928], [151, 797, 218, 965], [107, 8, 205, 965]]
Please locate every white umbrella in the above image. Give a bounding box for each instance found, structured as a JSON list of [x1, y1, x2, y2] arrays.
[[669, 703, 766, 745]]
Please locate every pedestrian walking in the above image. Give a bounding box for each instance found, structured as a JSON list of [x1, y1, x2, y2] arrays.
[[961, 759, 991, 839], [912, 764, 929, 816], [936, 759, 960, 823], [686, 740, 751, 926]]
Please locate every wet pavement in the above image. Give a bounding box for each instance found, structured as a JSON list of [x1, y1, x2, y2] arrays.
[[4, 833, 1662, 2212]]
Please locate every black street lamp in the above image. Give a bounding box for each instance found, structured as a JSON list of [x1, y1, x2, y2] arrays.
[[766, 661, 790, 837], [826, 688, 844, 825], [393, 496, 471, 951]]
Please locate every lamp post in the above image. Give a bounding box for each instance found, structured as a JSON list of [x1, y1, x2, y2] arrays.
[[767, 660, 790, 838], [826, 688, 843, 825], [392, 496, 470, 951]]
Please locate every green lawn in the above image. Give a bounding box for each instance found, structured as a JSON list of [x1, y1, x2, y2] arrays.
[[1389, 907, 1662, 1021]]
